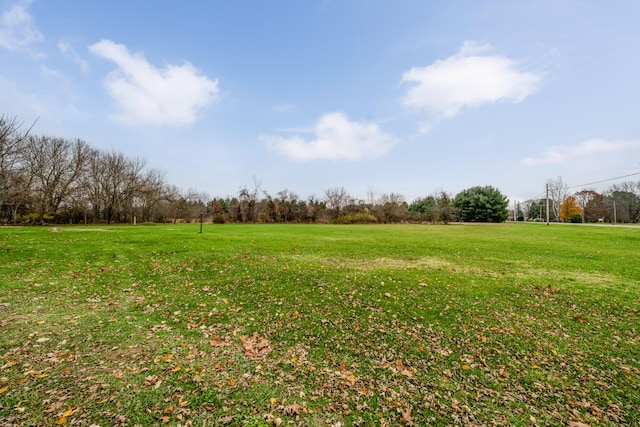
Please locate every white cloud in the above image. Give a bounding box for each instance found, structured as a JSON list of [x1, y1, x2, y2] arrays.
[[523, 138, 640, 166], [59, 39, 89, 73], [401, 41, 541, 127], [0, 0, 43, 52], [272, 103, 296, 113], [262, 112, 397, 161], [89, 39, 219, 126]]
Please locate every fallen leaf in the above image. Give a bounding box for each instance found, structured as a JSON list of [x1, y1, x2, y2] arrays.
[[61, 407, 76, 417], [241, 333, 272, 360], [284, 403, 303, 415], [45, 401, 64, 413], [0, 386, 8, 394], [569, 422, 591, 427], [395, 360, 413, 377], [56, 416, 68, 425], [399, 406, 413, 425], [209, 338, 228, 347], [1, 360, 17, 369]]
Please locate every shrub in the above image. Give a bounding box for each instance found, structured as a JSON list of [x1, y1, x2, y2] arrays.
[[336, 213, 378, 224]]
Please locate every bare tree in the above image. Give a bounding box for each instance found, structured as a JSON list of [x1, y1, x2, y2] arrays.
[[546, 177, 568, 221], [373, 193, 406, 223], [606, 181, 640, 223], [0, 115, 32, 222], [585, 191, 607, 222], [136, 168, 168, 222], [324, 187, 349, 221], [24, 136, 90, 222], [306, 195, 323, 223], [275, 189, 300, 222]]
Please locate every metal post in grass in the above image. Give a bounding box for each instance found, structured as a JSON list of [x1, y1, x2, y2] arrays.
[[199, 213, 203, 234], [546, 184, 550, 226]]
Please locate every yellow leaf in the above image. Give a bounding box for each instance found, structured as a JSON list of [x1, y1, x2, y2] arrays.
[[172, 366, 181, 373], [0, 386, 8, 394], [228, 378, 236, 386], [1, 360, 17, 369], [56, 416, 68, 425], [462, 365, 471, 370], [62, 407, 76, 417]]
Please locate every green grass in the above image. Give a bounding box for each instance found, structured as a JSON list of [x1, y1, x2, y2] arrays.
[[0, 223, 638, 426]]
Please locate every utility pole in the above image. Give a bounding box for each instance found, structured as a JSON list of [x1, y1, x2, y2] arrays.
[[546, 184, 550, 226], [613, 201, 617, 225]]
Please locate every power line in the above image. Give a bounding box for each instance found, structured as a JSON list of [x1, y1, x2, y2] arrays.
[[567, 171, 640, 189]]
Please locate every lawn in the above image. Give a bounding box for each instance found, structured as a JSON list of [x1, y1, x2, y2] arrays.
[[0, 223, 638, 426]]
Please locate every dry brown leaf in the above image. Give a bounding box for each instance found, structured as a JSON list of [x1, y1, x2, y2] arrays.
[[45, 401, 64, 413], [396, 359, 413, 378], [284, 403, 303, 415], [241, 332, 272, 360], [399, 406, 413, 425], [209, 338, 229, 347], [569, 422, 591, 427]]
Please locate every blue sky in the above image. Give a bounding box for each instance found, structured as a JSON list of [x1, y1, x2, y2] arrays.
[[2, 0, 639, 203]]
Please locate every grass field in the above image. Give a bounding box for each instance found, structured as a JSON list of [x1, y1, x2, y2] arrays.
[[0, 223, 638, 426]]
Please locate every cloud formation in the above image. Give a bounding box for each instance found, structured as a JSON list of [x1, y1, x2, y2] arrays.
[[89, 39, 219, 126], [401, 41, 540, 128], [0, 0, 43, 52], [59, 39, 89, 73], [272, 103, 296, 113], [523, 138, 640, 166], [262, 112, 397, 161]]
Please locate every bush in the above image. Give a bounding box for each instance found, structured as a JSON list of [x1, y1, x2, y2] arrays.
[[570, 213, 583, 223], [336, 213, 378, 224], [453, 186, 509, 223]]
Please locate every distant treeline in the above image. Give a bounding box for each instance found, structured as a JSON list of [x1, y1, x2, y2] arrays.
[[1, 114, 639, 224]]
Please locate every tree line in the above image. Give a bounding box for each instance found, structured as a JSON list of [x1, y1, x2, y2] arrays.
[[516, 177, 640, 223], [2, 115, 638, 225]]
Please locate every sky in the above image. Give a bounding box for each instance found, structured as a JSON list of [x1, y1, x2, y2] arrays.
[[1, 0, 640, 203]]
